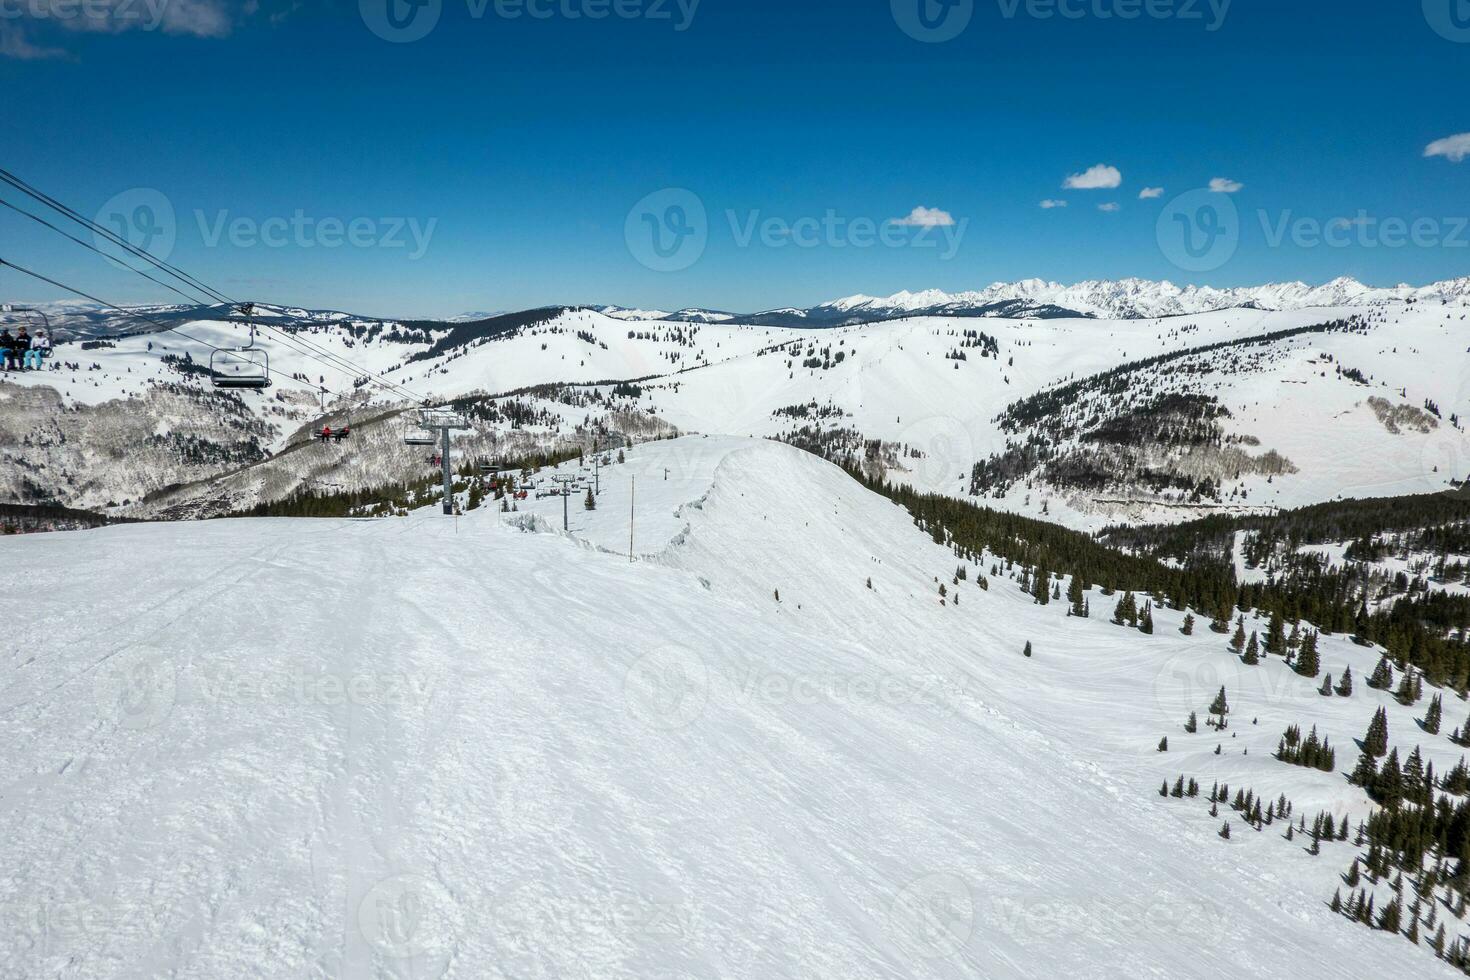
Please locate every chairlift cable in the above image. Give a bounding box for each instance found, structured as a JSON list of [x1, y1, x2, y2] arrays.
[[0, 167, 433, 405]]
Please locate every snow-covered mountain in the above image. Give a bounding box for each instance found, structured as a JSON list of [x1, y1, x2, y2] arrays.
[[820, 276, 1470, 321], [594, 277, 1470, 327], [7, 297, 1470, 529]]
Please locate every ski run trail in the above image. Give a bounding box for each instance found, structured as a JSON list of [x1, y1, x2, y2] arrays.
[[1, 436, 1454, 978]]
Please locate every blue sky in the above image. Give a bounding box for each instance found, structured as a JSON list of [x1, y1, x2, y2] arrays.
[[1, 0, 1467, 317]]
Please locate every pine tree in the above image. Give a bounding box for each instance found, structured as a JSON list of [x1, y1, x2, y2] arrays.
[[1140, 604, 1154, 635], [1364, 707, 1390, 758], [1219, 821, 1231, 839], [1319, 674, 1333, 696], [1230, 621, 1247, 654], [1113, 592, 1138, 626], [584, 487, 597, 511], [1243, 632, 1260, 665], [1023, 641, 1033, 658], [1335, 665, 1353, 697], [1265, 610, 1286, 655], [1185, 711, 1198, 734], [1157, 736, 1168, 752], [1378, 897, 1402, 934], [1032, 566, 1050, 606], [1396, 669, 1419, 705], [1368, 656, 1394, 690], [1331, 889, 1342, 913], [1426, 693, 1444, 735], [1067, 574, 1086, 617], [1181, 613, 1195, 635], [1295, 630, 1320, 678], [1350, 752, 1378, 787], [1209, 686, 1229, 722]]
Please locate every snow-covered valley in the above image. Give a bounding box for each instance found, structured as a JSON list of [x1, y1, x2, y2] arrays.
[[3, 436, 1459, 977]]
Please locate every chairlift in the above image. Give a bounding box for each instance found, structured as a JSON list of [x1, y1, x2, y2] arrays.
[[210, 304, 271, 390], [316, 387, 352, 444], [402, 408, 436, 446]]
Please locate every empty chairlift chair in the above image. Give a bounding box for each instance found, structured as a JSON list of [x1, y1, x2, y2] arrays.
[[210, 308, 271, 390], [403, 412, 436, 446]]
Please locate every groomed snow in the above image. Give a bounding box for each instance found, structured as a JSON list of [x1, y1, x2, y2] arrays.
[[1, 437, 1454, 977]]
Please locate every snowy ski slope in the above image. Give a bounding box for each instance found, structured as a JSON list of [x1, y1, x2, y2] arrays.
[[1, 436, 1457, 977]]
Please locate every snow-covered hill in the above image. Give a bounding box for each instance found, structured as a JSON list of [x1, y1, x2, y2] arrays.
[[5, 296, 1470, 527], [1, 437, 1454, 977]]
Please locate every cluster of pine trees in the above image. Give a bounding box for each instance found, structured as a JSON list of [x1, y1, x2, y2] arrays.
[[1275, 724, 1337, 771]]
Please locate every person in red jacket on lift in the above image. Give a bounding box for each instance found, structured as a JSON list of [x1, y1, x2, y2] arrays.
[[319, 424, 333, 443]]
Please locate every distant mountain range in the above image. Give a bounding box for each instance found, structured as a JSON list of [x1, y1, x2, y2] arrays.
[[601, 276, 1470, 326], [11, 276, 1470, 339]]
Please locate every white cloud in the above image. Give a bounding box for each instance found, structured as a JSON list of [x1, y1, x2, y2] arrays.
[[1425, 133, 1470, 163], [1209, 177, 1244, 193], [0, 26, 68, 60], [1098, 202, 1121, 213], [1138, 187, 1164, 199], [890, 206, 956, 227], [1063, 164, 1123, 190], [1039, 199, 1068, 209], [0, 0, 262, 57]]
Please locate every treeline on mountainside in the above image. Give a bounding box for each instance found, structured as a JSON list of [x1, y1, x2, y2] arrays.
[[404, 307, 572, 363], [995, 316, 1367, 433], [0, 502, 131, 534], [1103, 489, 1470, 563], [787, 437, 1470, 695], [970, 317, 1366, 500], [224, 443, 592, 519]]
